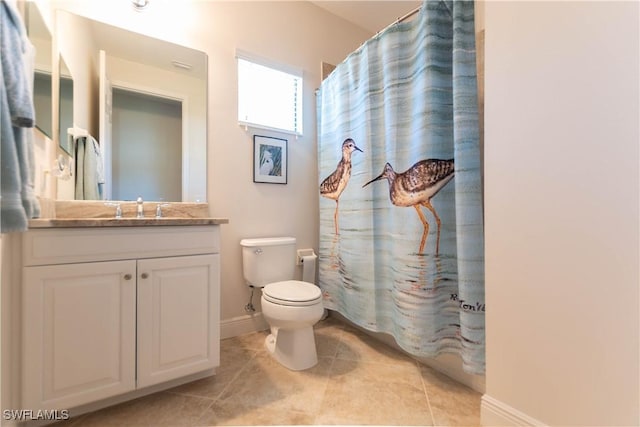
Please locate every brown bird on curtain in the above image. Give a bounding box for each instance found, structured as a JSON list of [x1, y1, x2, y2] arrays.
[[320, 138, 363, 235], [363, 159, 454, 253]]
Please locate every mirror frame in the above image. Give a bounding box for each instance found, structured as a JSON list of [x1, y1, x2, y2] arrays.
[[25, 2, 54, 139], [58, 56, 74, 155]]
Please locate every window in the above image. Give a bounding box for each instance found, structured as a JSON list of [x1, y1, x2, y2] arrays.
[[237, 51, 303, 136]]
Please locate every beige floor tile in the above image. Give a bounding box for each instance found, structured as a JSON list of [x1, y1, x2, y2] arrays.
[[57, 319, 480, 427], [222, 329, 270, 352], [316, 359, 433, 426], [46, 415, 85, 426], [167, 345, 258, 399], [70, 392, 213, 426], [335, 326, 418, 368], [420, 365, 481, 427], [67, 397, 155, 426], [152, 392, 215, 426], [317, 314, 347, 330], [197, 400, 316, 426], [215, 352, 334, 415], [315, 318, 346, 358]]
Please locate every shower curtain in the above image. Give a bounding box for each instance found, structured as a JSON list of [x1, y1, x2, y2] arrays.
[[317, 0, 484, 374]]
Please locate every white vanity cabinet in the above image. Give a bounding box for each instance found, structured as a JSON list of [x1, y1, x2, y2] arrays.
[[136, 254, 218, 388], [21, 225, 221, 411], [22, 260, 137, 409]]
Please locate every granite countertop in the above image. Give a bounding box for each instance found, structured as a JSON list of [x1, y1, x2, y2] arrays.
[[29, 217, 229, 228], [29, 199, 228, 228]]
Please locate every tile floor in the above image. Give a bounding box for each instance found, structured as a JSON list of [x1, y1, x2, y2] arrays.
[[57, 316, 481, 426]]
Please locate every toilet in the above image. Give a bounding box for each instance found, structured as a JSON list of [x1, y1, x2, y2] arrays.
[[240, 237, 324, 371]]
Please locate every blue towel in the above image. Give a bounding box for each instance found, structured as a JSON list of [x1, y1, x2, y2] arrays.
[[74, 136, 104, 200], [74, 137, 85, 199], [1, 0, 40, 233]]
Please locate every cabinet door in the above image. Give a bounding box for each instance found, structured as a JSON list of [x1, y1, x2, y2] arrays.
[[23, 261, 137, 409], [137, 254, 220, 388]]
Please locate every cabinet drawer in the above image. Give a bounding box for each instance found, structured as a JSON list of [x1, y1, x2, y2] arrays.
[[23, 226, 220, 266]]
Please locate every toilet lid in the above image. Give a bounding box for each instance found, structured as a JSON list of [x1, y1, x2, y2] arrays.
[[263, 280, 322, 306]]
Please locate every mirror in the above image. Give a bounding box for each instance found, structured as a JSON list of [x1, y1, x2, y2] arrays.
[[58, 57, 74, 155], [25, 3, 53, 139], [56, 11, 207, 202]]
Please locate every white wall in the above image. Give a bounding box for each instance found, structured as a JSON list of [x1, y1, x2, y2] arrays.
[[483, 1, 639, 425], [199, 1, 372, 323], [54, 9, 98, 199], [1, 233, 22, 425]]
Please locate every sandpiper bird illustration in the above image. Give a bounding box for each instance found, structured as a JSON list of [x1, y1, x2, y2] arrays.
[[320, 138, 363, 234], [363, 159, 455, 254]]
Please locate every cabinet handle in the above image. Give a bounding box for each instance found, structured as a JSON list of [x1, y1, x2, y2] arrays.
[[124, 274, 132, 280], [141, 273, 149, 279]]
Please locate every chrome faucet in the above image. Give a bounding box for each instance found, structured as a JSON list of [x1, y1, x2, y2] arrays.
[[155, 203, 170, 218], [104, 202, 122, 219], [136, 196, 144, 218]]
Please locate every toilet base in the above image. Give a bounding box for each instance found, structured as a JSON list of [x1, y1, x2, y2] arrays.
[[265, 326, 318, 371]]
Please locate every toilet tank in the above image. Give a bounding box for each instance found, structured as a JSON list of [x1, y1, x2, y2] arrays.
[[240, 237, 296, 288]]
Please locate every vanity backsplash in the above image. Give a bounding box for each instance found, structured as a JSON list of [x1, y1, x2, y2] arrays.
[[37, 198, 210, 219]]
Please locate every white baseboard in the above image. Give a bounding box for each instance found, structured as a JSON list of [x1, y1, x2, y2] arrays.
[[481, 394, 547, 426], [220, 313, 268, 339]]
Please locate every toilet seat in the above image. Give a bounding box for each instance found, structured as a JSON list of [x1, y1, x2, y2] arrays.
[[263, 280, 322, 307]]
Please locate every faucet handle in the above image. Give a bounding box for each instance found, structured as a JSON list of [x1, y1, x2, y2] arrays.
[[155, 203, 171, 218], [136, 196, 145, 218], [104, 202, 122, 219]]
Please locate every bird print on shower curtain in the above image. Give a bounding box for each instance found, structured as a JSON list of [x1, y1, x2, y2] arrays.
[[363, 159, 454, 254], [320, 138, 363, 234], [316, 0, 485, 375]]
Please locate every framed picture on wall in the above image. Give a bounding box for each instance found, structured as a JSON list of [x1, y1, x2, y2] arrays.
[[253, 135, 287, 184]]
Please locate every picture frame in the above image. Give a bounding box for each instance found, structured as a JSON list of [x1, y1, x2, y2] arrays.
[[253, 135, 287, 184]]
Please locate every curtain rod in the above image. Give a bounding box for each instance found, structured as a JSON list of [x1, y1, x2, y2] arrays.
[[375, 5, 421, 37], [318, 4, 422, 85], [397, 5, 421, 23]]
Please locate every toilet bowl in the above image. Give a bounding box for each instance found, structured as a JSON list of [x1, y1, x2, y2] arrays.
[[240, 237, 323, 370], [261, 280, 324, 370]]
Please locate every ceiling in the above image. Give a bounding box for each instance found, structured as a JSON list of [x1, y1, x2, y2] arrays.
[[309, 1, 422, 34]]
